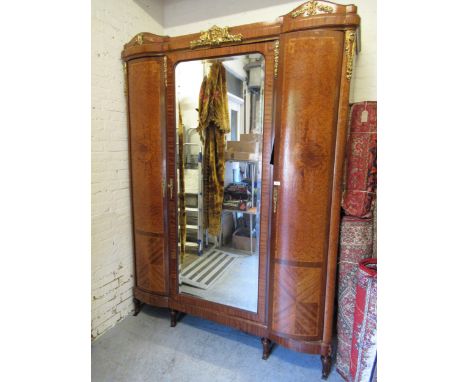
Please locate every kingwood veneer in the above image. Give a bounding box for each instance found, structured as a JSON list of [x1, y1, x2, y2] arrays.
[[121, 1, 360, 378]]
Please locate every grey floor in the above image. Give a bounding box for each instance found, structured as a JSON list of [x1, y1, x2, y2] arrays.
[[92, 305, 343, 382]]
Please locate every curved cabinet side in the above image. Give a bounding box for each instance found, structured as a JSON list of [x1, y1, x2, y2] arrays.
[[127, 57, 168, 296], [270, 29, 344, 343]]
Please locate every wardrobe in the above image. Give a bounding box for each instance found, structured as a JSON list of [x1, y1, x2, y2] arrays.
[[121, 1, 360, 378]]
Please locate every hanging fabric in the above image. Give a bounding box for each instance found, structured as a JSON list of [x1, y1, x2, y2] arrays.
[[178, 102, 187, 264], [197, 61, 230, 236]]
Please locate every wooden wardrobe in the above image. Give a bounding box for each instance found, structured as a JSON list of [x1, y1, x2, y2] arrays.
[[121, 1, 360, 378]]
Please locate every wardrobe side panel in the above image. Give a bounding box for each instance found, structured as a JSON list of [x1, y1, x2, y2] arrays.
[[128, 58, 168, 295], [271, 30, 344, 340]]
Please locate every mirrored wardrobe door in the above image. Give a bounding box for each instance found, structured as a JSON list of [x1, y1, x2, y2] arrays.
[[174, 54, 265, 313]]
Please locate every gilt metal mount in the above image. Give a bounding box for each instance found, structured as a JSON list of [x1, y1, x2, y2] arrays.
[[190, 25, 243, 49], [274, 40, 280, 78], [345, 30, 356, 80], [291, 1, 334, 18], [163, 56, 167, 87]]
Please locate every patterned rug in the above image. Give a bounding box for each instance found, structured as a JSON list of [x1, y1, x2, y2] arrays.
[[179, 249, 238, 290], [350, 259, 377, 382], [336, 216, 374, 381], [342, 101, 377, 218]]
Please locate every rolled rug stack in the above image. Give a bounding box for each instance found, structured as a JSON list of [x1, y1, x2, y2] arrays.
[[336, 216, 374, 380], [336, 101, 377, 382], [342, 101, 377, 219]]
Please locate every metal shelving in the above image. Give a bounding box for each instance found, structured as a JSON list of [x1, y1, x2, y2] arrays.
[[218, 158, 260, 255]]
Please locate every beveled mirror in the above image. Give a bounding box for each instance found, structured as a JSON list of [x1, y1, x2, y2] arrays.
[[175, 54, 265, 312]]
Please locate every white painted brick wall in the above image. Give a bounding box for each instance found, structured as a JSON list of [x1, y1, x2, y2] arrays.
[[92, 0, 376, 339], [91, 0, 163, 340]]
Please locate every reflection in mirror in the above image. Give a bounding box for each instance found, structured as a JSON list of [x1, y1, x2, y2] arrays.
[[175, 54, 265, 312]]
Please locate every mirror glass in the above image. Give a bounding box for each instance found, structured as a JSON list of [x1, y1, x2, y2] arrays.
[[175, 54, 265, 312]]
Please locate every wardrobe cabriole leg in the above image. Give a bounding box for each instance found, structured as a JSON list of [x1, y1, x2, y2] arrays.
[[261, 337, 272, 360], [133, 298, 142, 316], [321, 355, 332, 380], [170, 309, 178, 327]]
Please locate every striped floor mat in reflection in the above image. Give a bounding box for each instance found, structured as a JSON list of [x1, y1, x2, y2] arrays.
[[179, 249, 238, 290]]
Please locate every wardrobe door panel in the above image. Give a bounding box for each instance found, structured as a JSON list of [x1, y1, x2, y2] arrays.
[[271, 30, 344, 340], [134, 233, 166, 293], [272, 264, 322, 338], [128, 57, 168, 295]]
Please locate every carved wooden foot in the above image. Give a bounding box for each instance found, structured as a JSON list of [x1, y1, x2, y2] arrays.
[[170, 309, 178, 327], [261, 337, 272, 360], [133, 298, 141, 316], [321, 355, 332, 380]]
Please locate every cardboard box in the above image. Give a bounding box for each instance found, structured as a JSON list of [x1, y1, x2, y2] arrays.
[[224, 151, 259, 162], [240, 134, 262, 143], [232, 227, 257, 252], [226, 140, 259, 154]]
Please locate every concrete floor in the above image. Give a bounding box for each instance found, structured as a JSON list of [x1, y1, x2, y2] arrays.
[[92, 305, 343, 382]]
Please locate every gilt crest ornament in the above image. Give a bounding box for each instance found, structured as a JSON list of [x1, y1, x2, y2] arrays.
[[190, 25, 243, 48], [291, 1, 334, 18]]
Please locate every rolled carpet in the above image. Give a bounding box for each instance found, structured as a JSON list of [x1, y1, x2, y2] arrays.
[[342, 101, 377, 218], [350, 258, 377, 382], [336, 216, 374, 381]]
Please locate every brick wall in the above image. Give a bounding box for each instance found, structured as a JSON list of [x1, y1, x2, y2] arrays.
[[91, 0, 163, 339]]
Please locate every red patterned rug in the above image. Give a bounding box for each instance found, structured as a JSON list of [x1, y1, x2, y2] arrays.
[[336, 216, 374, 381], [350, 259, 377, 382], [342, 101, 377, 218]]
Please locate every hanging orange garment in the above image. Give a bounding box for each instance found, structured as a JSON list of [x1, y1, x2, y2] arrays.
[[197, 62, 230, 236], [177, 102, 186, 264]]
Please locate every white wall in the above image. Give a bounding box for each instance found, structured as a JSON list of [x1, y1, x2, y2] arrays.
[[164, 0, 305, 36], [92, 0, 376, 338], [91, 0, 164, 339], [349, 0, 376, 102]]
